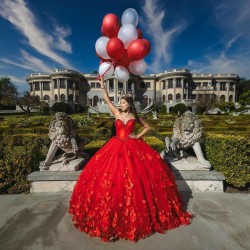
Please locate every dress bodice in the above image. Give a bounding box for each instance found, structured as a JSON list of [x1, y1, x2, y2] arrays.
[[115, 119, 136, 140]]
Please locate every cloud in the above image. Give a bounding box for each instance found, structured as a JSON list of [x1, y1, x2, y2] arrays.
[[7, 75, 26, 85], [141, 0, 187, 72], [187, 0, 250, 78], [1, 50, 51, 72], [0, 0, 74, 69]]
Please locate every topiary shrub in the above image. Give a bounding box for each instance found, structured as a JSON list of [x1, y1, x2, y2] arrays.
[[51, 102, 72, 114], [144, 136, 165, 152], [0, 135, 49, 194], [171, 103, 188, 115], [160, 104, 167, 114], [204, 133, 250, 188], [84, 140, 106, 156]]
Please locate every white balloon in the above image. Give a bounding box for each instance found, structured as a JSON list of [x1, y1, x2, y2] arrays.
[[118, 24, 137, 49], [129, 59, 147, 75], [99, 62, 114, 79], [121, 8, 139, 27], [95, 36, 110, 59], [114, 66, 130, 83]]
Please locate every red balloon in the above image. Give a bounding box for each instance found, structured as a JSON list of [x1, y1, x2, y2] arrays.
[[101, 14, 120, 38], [137, 28, 143, 39], [116, 50, 131, 68], [127, 39, 148, 61], [106, 37, 125, 60], [142, 39, 151, 55]]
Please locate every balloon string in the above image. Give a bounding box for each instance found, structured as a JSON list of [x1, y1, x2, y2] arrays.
[[97, 60, 115, 80]]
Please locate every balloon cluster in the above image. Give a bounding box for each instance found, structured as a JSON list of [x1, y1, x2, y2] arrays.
[[95, 8, 151, 83]]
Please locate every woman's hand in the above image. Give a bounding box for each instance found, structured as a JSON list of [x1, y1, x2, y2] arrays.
[[129, 133, 137, 138], [99, 77, 105, 89]]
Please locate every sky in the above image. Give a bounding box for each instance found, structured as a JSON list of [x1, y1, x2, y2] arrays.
[[0, 0, 250, 93]]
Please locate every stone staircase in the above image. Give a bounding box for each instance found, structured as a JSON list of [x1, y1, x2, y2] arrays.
[[28, 170, 225, 193]]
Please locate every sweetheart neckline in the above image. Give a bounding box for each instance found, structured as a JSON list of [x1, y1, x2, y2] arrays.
[[116, 118, 136, 126]]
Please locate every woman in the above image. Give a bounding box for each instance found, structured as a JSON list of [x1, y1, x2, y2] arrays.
[[69, 77, 192, 242]]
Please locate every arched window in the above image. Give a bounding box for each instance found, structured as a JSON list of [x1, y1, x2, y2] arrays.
[[168, 94, 173, 101], [176, 93, 181, 100], [220, 95, 225, 102], [162, 95, 165, 102], [229, 95, 233, 102], [55, 94, 58, 101], [69, 94, 74, 102], [43, 95, 50, 100], [93, 95, 99, 106], [61, 94, 66, 102]]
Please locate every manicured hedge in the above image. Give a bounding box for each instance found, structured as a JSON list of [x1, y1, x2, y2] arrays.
[[204, 133, 250, 187]]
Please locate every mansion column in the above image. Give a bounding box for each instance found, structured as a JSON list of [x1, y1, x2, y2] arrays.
[[226, 82, 230, 102], [114, 78, 118, 103], [123, 81, 127, 94], [131, 81, 135, 99], [165, 79, 168, 100], [57, 79, 60, 101], [173, 78, 176, 101], [40, 81, 43, 99], [66, 79, 69, 101], [181, 78, 185, 99], [51, 80, 54, 101]]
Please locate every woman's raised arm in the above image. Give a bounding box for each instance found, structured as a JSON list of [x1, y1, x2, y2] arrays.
[[99, 77, 120, 116]]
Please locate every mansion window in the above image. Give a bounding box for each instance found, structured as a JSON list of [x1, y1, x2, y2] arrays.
[[203, 82, 208, 87], [43, 95, 50, 100], [61, 94, 66, 102], [60, 79, 65, 88], [168, 94, 173, 100], [68, 80, 74, 89], [229, 83, 234, 91], [176, 93, 181, 99], [43, 82, 50, 91], [176, 79, 181, 88], [30, 83, 33, 91], [91, 82, 101, 88], [54, 80, 57, 88], [146, 82, 151, 88], [196, 82, 201, 87], [168, 79, 173, 88], [35, 82, 40, 90], [220, 82, 226, 91]]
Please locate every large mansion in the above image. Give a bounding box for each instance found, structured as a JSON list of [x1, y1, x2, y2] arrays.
[[27, 68, 239, 112]]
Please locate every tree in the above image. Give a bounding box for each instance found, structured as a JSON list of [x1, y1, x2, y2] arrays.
[[239, 90, 250, 105], [193, 92, 219, 114], [16, 92, 40, 114], [0, 77, 18, 106], [171, 103, 188, 114], [236, 78, 250, 101], [51, 102, 72, 114]]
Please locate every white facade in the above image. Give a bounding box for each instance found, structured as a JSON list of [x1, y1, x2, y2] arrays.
[[27, 68, 239, 112]]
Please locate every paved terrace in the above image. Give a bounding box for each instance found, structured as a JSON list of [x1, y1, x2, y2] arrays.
[[0, 192, 249, 250]]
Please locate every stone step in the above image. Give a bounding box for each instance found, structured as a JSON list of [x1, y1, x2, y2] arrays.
[[28, 170, 225, 193]]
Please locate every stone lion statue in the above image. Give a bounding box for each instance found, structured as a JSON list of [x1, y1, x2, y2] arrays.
[[162, 111, 211, 169], [39, 112, 86, 171]]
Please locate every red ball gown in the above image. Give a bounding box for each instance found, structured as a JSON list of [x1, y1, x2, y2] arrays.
[[69, 119, 191, 242]]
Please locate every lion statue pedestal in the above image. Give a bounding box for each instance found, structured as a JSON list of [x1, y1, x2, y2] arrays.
[[161, 111, 211, 171], [39, 112, 89, 171]]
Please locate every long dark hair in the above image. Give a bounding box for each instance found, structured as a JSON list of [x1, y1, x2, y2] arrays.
[[121, 95, 142, 125]]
